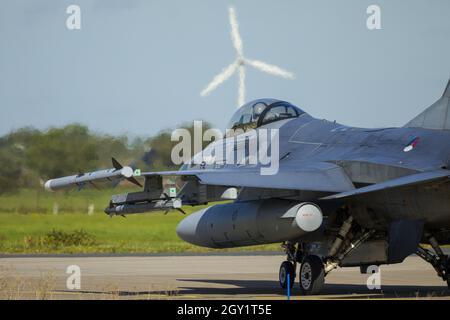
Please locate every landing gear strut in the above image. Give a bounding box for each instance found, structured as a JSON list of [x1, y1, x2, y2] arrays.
[[278, 242, 298, 289], [416, 234, 450, 289]]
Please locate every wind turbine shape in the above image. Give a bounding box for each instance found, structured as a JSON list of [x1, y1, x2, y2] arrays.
[[200, 7, 296, 108]]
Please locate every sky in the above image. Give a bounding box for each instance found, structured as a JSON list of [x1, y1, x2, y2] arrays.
[[1, 0, 450, 137]]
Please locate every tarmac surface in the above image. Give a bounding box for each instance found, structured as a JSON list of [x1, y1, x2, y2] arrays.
[[1, 253, 449, 299]]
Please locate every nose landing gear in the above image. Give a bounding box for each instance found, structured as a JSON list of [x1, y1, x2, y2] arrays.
[[278, 242, 298, 289], [278, 242, 325, 295], [277, 215, 375, 295]]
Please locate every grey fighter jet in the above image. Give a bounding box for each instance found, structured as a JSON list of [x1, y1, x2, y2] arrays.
[[45, 80, 450, 294]]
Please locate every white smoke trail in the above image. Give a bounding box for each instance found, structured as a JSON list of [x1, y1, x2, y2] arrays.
[[201, 62, 238, 97], [238, 64, 246, 107], [229, 7, 243, 56], [199, 7, 296, 105], [246, 59, 295, 80]]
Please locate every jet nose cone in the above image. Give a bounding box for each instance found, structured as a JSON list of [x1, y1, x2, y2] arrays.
[[176, 209, 209, 247]]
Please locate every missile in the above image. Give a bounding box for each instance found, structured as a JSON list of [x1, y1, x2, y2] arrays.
[[104, 198, 182, 216], [44, 158, 142, 192]]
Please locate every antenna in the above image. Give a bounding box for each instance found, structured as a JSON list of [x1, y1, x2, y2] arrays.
[[200, 7, 295, 108]]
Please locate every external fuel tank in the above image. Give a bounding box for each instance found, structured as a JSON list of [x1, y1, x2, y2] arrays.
[[176, 199, 323, 248]]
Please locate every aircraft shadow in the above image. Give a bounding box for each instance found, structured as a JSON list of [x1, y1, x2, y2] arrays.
[[54, 279, 449, 299], [174, 279, 450, 299]]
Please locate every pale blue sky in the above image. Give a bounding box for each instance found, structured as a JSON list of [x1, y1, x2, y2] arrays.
[[1, 0, 450, 136]]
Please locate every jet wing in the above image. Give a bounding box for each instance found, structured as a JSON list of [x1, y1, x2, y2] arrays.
[[44, 160, 354, 194], [321, 169, 450, 200], [142, 161, 355, 193]]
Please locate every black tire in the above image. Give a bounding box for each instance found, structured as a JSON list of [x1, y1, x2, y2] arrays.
[[279, 261, 295, 289], [299, 255, 325, 295], [446, 256, 450, 289]]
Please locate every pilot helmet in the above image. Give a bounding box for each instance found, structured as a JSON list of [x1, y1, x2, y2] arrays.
[[253, 102, 267, 120]]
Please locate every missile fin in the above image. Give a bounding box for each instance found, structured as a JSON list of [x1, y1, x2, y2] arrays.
[[111, 157, 123, 170], [126, 176, 143, 188]]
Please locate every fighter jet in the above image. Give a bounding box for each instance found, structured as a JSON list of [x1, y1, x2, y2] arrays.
[[45, 80, 450, 294]]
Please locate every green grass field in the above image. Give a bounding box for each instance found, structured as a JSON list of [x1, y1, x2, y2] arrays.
[[0, 189, 280, 254]]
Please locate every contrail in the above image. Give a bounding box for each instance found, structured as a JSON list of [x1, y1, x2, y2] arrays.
[[200, 6, 296, 108]]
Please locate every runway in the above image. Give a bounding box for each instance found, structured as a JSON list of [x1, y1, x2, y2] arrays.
[[1, 253, 449, 299]]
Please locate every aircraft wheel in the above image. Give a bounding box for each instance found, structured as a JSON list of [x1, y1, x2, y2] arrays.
[[299, 255, 325, 295], [446, 256, 450, 289], [279, 261, 295, 289]]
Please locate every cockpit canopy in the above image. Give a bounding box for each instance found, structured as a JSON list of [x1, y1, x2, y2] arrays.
[[226, 99, 305, 131]]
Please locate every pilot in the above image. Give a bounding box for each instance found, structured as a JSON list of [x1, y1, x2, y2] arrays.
[[252, 102, 267, 123]]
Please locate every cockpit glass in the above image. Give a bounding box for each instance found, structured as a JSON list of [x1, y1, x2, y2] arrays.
[[260, 104, 299, 125], [226, 100, 304, 135], [227, 102, 269, 130]]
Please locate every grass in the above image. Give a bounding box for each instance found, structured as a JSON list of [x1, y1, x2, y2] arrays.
[[0, 188, 118, 215], [0, 189, 280, 254], [0, 265, 56, 300]]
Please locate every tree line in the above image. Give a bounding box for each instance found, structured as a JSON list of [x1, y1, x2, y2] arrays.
[[0, 122, 212, 194]]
